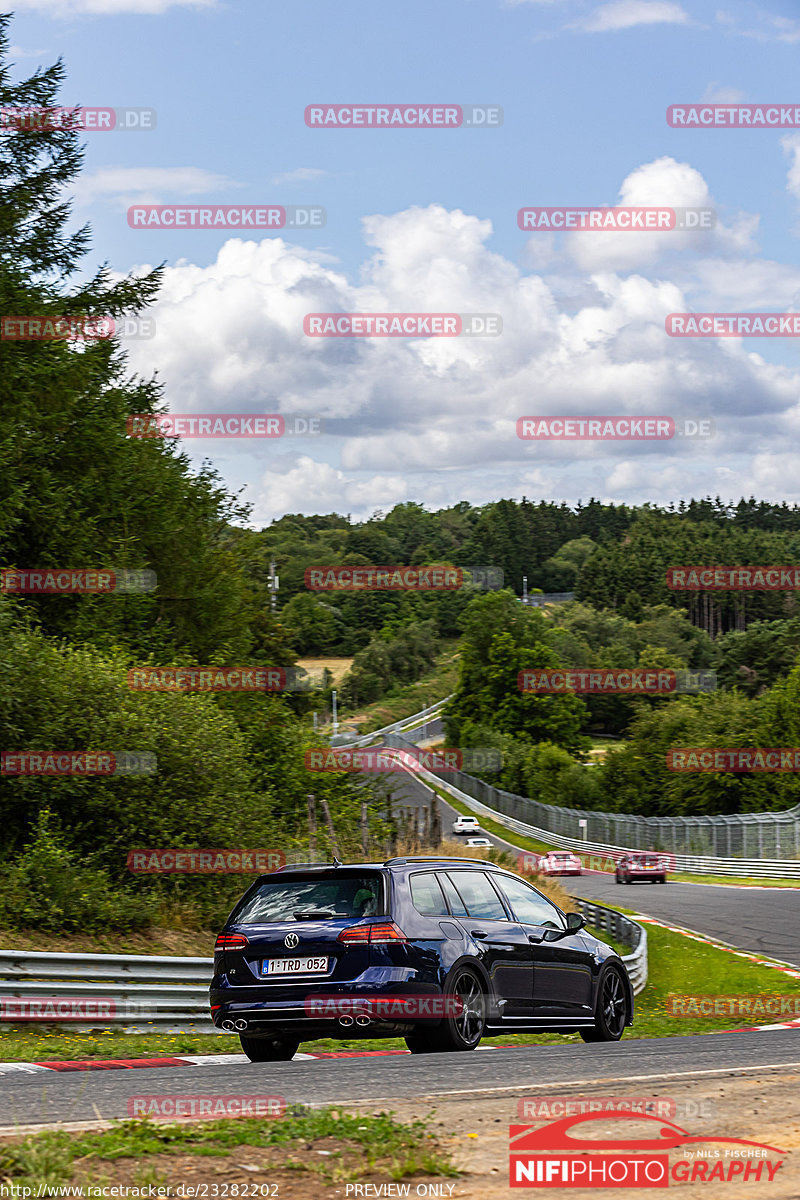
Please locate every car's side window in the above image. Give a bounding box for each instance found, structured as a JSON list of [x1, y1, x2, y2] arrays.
[[410, 872, 450, 917], [446, 871, 508, 921], [438, 872, 469, 916], [495, 874, 566, 929]]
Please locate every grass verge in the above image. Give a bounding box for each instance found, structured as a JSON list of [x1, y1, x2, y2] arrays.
[[0, 1109, 458, 1192]]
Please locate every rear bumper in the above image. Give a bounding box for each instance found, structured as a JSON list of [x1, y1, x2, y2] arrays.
[[210, 977, 449, 1034]]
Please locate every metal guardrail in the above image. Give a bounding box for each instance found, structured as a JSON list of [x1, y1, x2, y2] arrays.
[[336, 696, 452, 749], [0, 903, 646, 1035], [0, 950, 216, 1034], [574, 900, 648, 995]]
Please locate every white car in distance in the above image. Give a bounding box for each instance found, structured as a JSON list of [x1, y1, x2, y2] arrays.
[[453, 816, 480, 834]]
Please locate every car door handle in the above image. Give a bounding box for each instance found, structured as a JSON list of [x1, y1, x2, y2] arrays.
[[470, 929, 488, 939]]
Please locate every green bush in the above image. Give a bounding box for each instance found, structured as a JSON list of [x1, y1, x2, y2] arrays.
[[0, 810, 156, 932]]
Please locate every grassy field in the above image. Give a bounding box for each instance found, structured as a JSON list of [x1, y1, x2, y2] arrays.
[[295, 656, 354, 686], [339, 639, 460, 732], [0, 1109, 457, 1192]]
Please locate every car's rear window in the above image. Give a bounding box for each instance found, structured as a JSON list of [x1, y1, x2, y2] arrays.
[[229, 872, 386, 924]]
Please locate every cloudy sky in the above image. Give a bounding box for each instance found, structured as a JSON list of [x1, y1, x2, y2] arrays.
[[7, 0, 800, 522]]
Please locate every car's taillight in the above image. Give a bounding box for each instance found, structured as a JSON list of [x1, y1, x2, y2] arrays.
[[215, 933, 249, 950], [338, 922, 407, 944]]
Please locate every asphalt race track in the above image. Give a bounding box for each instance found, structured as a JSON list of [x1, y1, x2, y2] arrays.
[[389, 767, 800, 968], [2, 1031, 800, 1130]]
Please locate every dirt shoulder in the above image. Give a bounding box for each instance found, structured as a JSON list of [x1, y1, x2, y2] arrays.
[[347, 1070, 800, 1199]]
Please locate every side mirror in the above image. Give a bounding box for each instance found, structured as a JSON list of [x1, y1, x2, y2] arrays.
[[541, 913, 585, 941]]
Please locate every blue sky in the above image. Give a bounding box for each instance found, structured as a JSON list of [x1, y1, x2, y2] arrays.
[[7, 0, 800, 521]]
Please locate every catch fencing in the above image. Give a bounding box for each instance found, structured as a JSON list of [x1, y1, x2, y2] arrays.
[[389, 732, 800, 878]]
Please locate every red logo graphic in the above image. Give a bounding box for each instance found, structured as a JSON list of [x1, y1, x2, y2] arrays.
[[509, 1114, 786, 1188]]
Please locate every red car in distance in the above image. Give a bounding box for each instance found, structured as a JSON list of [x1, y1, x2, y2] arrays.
[[538, 851, 582, 877], [615, 853, 668, 884]]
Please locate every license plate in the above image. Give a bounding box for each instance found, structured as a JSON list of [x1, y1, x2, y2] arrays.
[[262, 956, 329, 976]]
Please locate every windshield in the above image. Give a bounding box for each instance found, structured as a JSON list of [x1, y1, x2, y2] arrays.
[[230, 872, 386, 924]]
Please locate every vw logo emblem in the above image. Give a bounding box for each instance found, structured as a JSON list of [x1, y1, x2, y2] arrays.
[[284, 932, 299, 949]]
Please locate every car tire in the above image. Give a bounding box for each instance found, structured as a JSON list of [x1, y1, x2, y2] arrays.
[[658, 876, 666, 884], [239, 1033, 300, 1062], [579, 965, 630, 1042], [404, 1030, 439, 1053], [614, 874, 621, 884], [409, 968, 487, 1053]]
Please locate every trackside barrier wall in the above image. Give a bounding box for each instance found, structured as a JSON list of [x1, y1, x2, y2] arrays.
[[0, 949, 216, 1034], [336, 697, 452, 749]]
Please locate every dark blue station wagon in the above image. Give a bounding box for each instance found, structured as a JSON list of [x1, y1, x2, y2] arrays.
[[210, 856, 633, 1061]]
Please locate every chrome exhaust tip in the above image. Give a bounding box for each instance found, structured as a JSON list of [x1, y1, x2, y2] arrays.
[[221, 1019, 235, 1031], [338, 1014, 354, 1027], [355, 1014, 371, 1027], [234, 1019, 248, 1031]]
